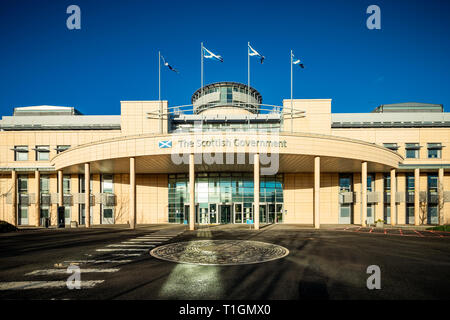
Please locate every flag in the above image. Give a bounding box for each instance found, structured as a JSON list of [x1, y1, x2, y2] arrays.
[[203, 46, 223, 62], [292, 53, 304, 69], [248, 43, 265, 64], [161, 55, 179, 73]]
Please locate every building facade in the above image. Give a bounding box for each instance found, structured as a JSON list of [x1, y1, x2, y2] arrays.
[[0, 82, 449, 229]]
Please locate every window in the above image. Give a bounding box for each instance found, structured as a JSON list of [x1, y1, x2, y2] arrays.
[[383, 143, 399, 151], [18, 175, 28, 193], [14, 146, 28, 161], [35, 145, 50, 161], [428, 174, 438, 193], [427, 143, 442, 159], [405, 143, 420, 159], [63, 175, 71, 194], [102, 174, 113, 193], [56, 145, 70, 154], [339, 175, 352, 192], [383, 174, 391, 192], [40, 175, 50, 193], [406, 174, 415, 192]]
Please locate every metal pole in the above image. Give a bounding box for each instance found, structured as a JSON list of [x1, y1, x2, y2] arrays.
[[158, 51, 161, 101], [248, 42, 250, 108], [290, 50, 293, 133], [201, 42, 204, 97]]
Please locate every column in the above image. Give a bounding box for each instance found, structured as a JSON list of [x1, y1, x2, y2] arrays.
[[361, 161, 368, 227], [438, 168, 444, 225], [414, 168, 420, 225], [11, 170, 16, 226], [314, 156, 320, 229], [390, 169, 396, 226], [189, 153, 195, 231], [35, 170, 40, 226], [254, 153, 260, 230], [129, 157, 136, 229], [85, 163, 90, 228], [58, 170, 63, 207]]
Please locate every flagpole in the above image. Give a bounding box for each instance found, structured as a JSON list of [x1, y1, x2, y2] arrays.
[[201, 42, 204, 98], [290, 50, 293, 133], [158, 51, 161, 101], [247, 42, 250, 110]]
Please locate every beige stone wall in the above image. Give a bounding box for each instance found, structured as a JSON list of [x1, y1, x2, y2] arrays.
[[0, 173, 13, 224], [283, 99, 332, 135], [136, 174, 168, 224], [121, 101, 168, 136], [331, 127, 450, 164]]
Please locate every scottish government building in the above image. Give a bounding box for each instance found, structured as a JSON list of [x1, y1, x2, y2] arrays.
[[0, 81, 449, 229]]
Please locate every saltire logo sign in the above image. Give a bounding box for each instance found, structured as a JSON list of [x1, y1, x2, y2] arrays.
[[159, 140, 172, 149]]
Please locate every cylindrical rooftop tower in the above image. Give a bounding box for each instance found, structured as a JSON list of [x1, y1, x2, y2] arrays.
[[191, 82, 262, 115]]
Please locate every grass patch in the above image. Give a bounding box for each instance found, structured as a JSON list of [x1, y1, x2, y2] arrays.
[[427, 225, 450, 232], [0, 220, 18, 233]]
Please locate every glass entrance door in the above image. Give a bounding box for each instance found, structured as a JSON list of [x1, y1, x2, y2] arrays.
[[220, 205, 231, 224], [367, 206, 374, 225], [275, 204, 283, 223], [259, 204, 267, 223], [198, 205, 209, 224], [209, 204, 218, 224], [234, 203, 243, 223]]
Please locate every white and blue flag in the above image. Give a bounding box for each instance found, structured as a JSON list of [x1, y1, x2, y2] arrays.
[[158, 140, 172, 149], [203, 46, 223, 62], [292, 53, 305, 69], [248, 43, 265, 64], [161, 55, 179, 73]]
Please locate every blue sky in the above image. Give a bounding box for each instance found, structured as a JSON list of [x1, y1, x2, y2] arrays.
[[1, 0, 449, 116]]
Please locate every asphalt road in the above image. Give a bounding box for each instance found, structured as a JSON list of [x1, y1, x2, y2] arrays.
[[0, 224, 449, 300]]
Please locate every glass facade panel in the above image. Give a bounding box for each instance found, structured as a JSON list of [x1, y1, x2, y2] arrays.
[[168, 172, 283, 224]]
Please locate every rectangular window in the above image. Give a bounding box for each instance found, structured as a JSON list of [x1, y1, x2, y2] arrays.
[[18, 175, 28, 193], [339, 174, 352, 192], [383, 174, 391, 191], [428, 174, 438, 193], [40, 175, 50, 193], [63, 175, 71, 194], [102, 174, 113, 193], [427, 143, 442, 159], [406, 174, 415, 192], [14, 146, 28, 161], [405, 143, 420, 159], [35, 145, 50, 161], [367, 174, 374, 192], [56, 145, 71, 154]]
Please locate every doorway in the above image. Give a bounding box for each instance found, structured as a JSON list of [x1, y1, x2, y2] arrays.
[[220, 204, 231, 224], [234, 203, 243, 223]]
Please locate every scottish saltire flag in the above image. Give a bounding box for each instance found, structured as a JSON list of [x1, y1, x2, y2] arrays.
[[158, 140, 172, 148], [248, 43, 265, 64], [161, 55, 179, 73], [292, 53, 305, 69], [203, 47, 223, 62]]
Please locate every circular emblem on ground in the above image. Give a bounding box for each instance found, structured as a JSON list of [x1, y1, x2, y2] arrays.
[[150, 240, 289, 266]]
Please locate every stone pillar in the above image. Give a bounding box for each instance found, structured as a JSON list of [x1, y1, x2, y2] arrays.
[[11, 170, 16, 226], [314, 156, 320, 229], [254, 153, 260, 230], [189, 153, 195, 231], [390, 169, 396, 226], [414, 168, 420, 225], [58, 170, 63, 207], [438, 168, 444, 225], [361, 162, 368, 227], [129, 157, 136, 229], [35, 170, 40, 226], [85, 163, 91, 228]]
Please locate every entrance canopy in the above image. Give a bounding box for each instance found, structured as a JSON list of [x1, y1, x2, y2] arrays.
[[51, 132, 403, 174]]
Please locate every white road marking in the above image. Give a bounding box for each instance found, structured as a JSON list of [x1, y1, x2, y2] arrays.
[[26, 268, 120, 276], [112, 253, 142, 257], [0, 280, 104, 290], [121, 241, 160, 244], [96, 248, 149, 252], [64, 260, 132, 264], [107, 244, 155, 248], [123, 239, 162, 242]]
